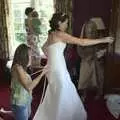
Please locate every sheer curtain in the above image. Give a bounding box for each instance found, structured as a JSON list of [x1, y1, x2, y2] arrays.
[[30, 0, 41, 11], [0, 0, 12, 59]]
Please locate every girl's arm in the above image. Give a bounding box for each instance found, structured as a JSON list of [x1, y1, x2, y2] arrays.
[[42, 41, 48, 56], [56, 31, 113, 46], [29, 69, 46, 92], [28, 19, 34, 33], [15, 65, 45, 93]]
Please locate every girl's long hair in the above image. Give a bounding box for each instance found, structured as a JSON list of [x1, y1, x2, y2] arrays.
[[12, 44, 30, 70]]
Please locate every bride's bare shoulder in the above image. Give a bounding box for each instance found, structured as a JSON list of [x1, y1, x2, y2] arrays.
[[48, 31, 70, 44]]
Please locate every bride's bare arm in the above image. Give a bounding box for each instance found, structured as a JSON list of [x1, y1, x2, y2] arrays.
[[42, 41, 48, 56], [57, 31, 113, 46]]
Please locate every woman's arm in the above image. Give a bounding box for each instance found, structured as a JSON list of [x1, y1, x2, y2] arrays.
[[42, 41, 48, 56], [27, 19, 34, 33], [57, 31, 113, 46], [15, 65, 45, 93]]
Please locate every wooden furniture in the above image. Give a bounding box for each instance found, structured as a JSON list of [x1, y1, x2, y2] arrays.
[[104, 54, 120, 94], [104, 0, 120, 94]]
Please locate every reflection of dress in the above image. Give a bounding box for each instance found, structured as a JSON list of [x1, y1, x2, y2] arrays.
[[77, 46, 97, 89], [32, 18, 41, 35], [77, 45, 106, 93], [33, 41, 87, 120], [25, 18, 41, 67]]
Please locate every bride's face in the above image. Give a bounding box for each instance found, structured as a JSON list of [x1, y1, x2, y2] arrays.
[[58, 19, 68, 32]]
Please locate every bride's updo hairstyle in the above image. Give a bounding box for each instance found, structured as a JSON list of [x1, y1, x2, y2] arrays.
[[49, 12, 68, 33]]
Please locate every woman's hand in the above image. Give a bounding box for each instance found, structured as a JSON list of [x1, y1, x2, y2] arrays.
[[104, 36, 114, 44]]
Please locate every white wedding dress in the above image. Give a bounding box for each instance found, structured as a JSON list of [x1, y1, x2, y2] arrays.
[[33, 41, 87, 120]]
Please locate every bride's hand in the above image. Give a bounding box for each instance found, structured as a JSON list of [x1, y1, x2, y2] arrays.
[[104, 36, 114, 44]]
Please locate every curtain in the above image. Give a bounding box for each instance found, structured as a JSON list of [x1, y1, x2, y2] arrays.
[[0, 0, 11, 59], [109, 0, 120, 54], [30, 0, 73, 33], [30, 0, 41, 11]]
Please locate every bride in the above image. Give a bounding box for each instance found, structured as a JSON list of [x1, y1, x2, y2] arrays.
[[33, 12, 113, 120]]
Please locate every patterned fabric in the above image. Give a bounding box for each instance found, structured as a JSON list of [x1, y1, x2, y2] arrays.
[[11, 70, 32, 105], [25, 19, 40, 48], [0, 0, 10, 59], [25, 18, 41, 67]]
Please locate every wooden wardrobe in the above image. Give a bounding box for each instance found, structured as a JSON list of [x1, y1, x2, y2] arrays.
[[104, 0, 120, 94]]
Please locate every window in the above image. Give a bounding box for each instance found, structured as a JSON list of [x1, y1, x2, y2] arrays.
[[10, 0, 54, 56], [31, 0, 54, 53], [10, 0, 31, 57]]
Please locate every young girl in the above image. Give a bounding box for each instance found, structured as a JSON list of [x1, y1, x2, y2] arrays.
[[11, 44, 43, 120]]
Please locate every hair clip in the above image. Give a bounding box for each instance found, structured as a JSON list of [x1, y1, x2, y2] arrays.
[[62, 13, 66, 17]]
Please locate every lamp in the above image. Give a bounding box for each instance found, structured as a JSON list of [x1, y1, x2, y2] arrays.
[[90, 17, 106, 30]]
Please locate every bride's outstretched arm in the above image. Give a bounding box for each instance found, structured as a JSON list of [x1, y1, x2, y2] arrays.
[[42, 41, 48, 56], [57, 31, 114, 46]]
